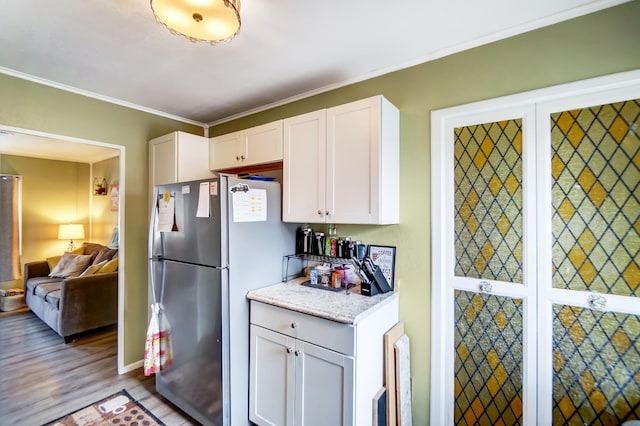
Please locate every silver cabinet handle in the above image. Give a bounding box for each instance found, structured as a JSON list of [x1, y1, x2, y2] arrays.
[[479, 281, 492, 294], [291, 322, 297, 329], [294, 350, 300, 356], [587, 294, 607, 311], [286, 347, 292, 354]]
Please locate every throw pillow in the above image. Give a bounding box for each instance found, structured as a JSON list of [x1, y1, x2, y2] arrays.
[[80, 260, 107, 276], [98, 257, 118, 273], [46, 247, 85, 272], [70, 246, 85, 255], [93, 247, 118, 265], [46, 255, 62, 271], [49, 253, 93, 278], [82, 242, 106, 257]]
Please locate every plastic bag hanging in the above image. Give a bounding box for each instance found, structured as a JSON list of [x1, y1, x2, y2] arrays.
[[143, 303, 174, 375]]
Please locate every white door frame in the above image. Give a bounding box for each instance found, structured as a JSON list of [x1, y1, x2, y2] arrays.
[[431, 69, 640, 425], [0, 124, 127, 374]]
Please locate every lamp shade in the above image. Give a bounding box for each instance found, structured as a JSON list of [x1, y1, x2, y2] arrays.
[[58, 224, 85, 241], [151, 0, 241, 45]]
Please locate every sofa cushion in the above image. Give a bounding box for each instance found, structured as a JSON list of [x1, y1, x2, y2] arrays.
[[92, 247, 118, 265], [80, 260, 107, 276], [26, 277, 64, 295], [35, 282, 63, 299], [82, 242, 108, 257], [45, 246, 87, 272], [45, 290, 61, 309], [98, 257, 118, 273], [49, 253, 93, 278], [46, 255, 62, 271]]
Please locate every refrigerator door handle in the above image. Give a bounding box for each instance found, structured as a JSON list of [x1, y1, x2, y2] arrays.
[[148, 186, 158, 258], [148, 258, 158, 305]]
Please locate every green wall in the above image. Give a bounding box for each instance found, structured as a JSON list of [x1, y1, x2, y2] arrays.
[[0, 75, 202, 365], [208, 3, 640, 424], [1, 2, 638, 424]]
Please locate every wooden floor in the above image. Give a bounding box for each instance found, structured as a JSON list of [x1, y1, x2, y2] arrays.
[[0, 309, 198, 425]]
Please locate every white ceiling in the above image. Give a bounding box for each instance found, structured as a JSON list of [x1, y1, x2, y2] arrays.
[[0, 0, 628, 162], [0, 130, 120, 163]]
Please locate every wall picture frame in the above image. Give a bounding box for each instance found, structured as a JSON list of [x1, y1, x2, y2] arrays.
[[367, 245, 396, 289]]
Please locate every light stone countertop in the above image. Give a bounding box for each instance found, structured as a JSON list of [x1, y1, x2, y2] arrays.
[[246, 277, 398, 325]]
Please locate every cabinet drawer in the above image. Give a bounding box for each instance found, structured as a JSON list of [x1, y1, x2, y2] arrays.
[[251, 301, 355, 356]]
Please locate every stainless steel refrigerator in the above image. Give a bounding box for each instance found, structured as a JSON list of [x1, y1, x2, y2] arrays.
[[148, 175, 297, 426]]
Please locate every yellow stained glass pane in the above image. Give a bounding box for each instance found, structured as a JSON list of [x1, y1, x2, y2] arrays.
[[552, 305, 640, 425], [454, 119, 523, 283], [454, 290, 523, 425], [551, 99, 640, 296]]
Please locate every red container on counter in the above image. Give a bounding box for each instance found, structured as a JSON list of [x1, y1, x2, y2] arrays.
[[333, 266, 347, 286]]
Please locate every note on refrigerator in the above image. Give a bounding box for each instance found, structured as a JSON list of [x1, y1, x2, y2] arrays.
[[232, 188, 267, 222], [196, 182, 211, 217], [157, 191, 176, 232]]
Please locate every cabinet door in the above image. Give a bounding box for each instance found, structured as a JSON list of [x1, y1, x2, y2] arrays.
[[150, 133, 177, 186], [295, 340, 354, 426], [327, 97, 381, 224], [244, 120, 283, 166], [250, 325, 296, 426], [283, 110, 327, 223], [175, 132, 214, 182], [209, 130, 243, 170]]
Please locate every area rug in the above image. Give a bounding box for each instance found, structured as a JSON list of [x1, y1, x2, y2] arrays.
[[43, 389, 165, 426]]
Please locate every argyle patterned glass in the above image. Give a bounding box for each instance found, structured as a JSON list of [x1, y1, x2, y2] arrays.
[[550, 99, 640, 296], [552, 304, 640, 424], [454, 119, 524, 284], [454, 290, 524, 425]]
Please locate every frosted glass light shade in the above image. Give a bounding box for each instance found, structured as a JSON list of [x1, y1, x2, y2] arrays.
[[151, 0, 241, 45]]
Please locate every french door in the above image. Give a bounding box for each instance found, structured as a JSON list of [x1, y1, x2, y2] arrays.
[[431, 71, 640, 425]]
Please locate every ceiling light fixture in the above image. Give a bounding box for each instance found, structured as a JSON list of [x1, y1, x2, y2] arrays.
[[151, 0, 241, 45]]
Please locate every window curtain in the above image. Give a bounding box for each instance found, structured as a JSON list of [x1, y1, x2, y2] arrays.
[[0, 175, 22, 282]]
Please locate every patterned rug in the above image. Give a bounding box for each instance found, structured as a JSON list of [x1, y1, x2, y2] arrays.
[[43, 389, 165, 426]]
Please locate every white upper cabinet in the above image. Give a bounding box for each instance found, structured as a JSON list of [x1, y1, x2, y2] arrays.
[[208, 130, 243, 171], [283, 95, 399, 224], [282, 110, 327, 223], [209, 120, 283, 171], [149, 131, 213, 186]]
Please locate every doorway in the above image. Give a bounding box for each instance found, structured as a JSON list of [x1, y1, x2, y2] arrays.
[[431, 71, 640, 424], [0, 125, 125, 372]]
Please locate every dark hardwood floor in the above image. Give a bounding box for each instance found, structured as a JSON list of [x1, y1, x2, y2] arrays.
[[0, 309, 198, 425]]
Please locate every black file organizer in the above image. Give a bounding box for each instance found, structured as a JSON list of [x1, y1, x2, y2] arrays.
[[360, 265, 392, 297]]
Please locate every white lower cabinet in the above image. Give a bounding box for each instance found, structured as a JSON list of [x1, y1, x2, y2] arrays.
[[249, 324, 354, 426], [249, 298, 399, 426]]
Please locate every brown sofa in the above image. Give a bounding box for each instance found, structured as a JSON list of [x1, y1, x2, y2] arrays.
[[23, 242, 118, 343]]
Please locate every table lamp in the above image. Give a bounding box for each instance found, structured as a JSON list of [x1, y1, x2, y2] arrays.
[[58, 224, 85, 252]]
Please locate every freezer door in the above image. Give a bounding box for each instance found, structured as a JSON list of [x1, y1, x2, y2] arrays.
[[154, 259, 223, 426], [152, 179, 223, 267]]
